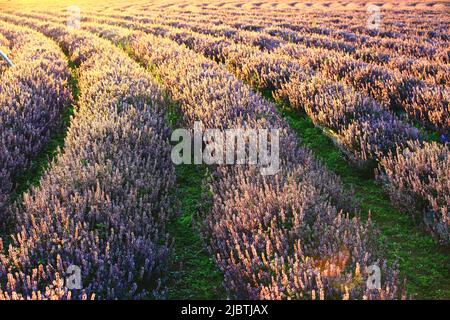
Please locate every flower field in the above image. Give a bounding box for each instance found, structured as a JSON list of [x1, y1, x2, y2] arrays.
[[0, 0, 448, 301]]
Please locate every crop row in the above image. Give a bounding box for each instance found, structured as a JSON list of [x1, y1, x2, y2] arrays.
[[57, 12, 450, 245], [50, 13, 423, 164], [105, 11, 450, 245], [177, 10, 449, 83], [46, 10, 448, 132], [161, 10, 448, 84], [171, 7, 450, 44], [47, 8, 449, 87], [0, 22, 175, 299], [65, 20, 403, 298], [0, 22, 71, 230], [129, 4, 449, 42], [18, 8, 450, 88], [163, 13, 448, 91], [99, 7, 450, 64], [378, 141, 449, 244]]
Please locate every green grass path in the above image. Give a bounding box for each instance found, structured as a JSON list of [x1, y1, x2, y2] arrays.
[[166, 164, 226, 299]]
